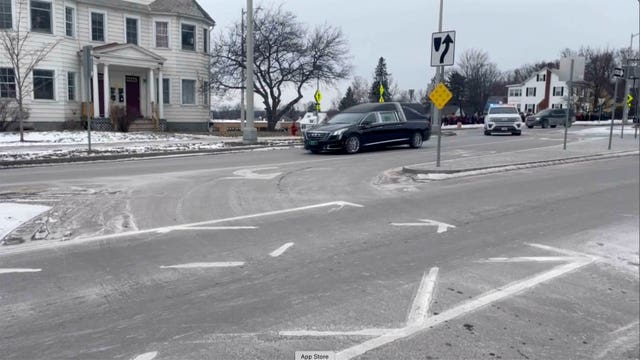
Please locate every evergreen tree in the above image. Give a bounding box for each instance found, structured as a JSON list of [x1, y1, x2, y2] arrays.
[[446, 70, 467, 114], [339, 87, 358, 110], [368, 57, 393, 102]]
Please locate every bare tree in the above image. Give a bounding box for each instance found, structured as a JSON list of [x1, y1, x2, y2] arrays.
[[210, 5, 351, 129], [350, 76, 369, 104], [0, 5, 59, 141], [456, 49, 501, 114]]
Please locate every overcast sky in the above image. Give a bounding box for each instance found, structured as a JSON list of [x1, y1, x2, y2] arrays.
[[201, 0, 639, 109]]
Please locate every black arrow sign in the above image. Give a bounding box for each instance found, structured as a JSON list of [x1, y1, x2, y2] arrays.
[[439, 34, 454, 64]]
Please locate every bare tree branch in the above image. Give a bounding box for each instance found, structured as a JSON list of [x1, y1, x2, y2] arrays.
[[209, 5, 351, 129]]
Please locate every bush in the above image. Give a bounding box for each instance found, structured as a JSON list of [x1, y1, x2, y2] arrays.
[[62, 118, 84, 130], [111, 106, 133, 132], [0, 99, 29, 132]]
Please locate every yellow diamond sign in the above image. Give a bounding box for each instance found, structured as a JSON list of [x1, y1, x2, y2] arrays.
[[429, 82, 453, 110]]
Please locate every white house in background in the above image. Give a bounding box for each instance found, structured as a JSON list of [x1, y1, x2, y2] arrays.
[[0, 0, 214, 131], [506, 68, 568, 114]]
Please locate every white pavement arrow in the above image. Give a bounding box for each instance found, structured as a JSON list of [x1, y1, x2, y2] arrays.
[[391, 219, 456, 233], [222, 167, 282, 180]]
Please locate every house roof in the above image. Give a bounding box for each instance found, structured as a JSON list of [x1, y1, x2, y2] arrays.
[[150, 0, 215, 26], [505, 67, 562, 88], [77, 0, 215, 26], [91, 43, 167, 66]]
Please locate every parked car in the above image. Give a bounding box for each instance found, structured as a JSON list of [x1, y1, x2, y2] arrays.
[[303, 102, 431, 154], [526, 109, 575, 128], [483, 104, 523, 136]]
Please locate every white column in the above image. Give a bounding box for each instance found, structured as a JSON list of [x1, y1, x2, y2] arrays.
[[92, 62, 99, 118], [148, 68, 155, 118], [103, 64, 110, 118], [158, 69, 164, 119]]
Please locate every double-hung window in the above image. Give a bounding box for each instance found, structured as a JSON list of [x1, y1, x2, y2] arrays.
[[65, 6, 75, 37], [553, 86, 564, 96], [126, 17, 138, 45], [31, 0, 52, 34], [156, 78, 170, 104], [0, 0, 12, 29], [33, 69, 55, 100], [155, 21, 169, 48], [182, 79, 196, 105], [91, 11, 105, 42], [181, 24, 195, 51], [0, 68, 16, 98], [526, 87, 536, 97], [67, 72, 76, 101]]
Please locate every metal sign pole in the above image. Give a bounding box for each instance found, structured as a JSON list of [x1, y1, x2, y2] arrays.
[[83, 46, 93, 154], [435, 0, 444, 168], [563, 59, 574, 150]]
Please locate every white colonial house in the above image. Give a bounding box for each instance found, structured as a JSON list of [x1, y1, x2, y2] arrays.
[[506, 68, 568, 115], [0, 0, 214, 131]]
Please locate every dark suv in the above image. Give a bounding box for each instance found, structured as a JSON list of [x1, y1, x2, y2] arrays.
[[525, 109, 574, 128]]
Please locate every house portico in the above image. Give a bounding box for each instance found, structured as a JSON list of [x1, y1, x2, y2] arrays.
[[80, 43, 166, 123]]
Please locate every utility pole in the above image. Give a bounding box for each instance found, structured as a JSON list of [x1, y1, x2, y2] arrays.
[[563, 59, 574, 150], [240, 8, 246, 129], [243, 0, 257, 144]]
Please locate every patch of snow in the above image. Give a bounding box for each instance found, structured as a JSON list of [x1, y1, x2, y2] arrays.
[[441, 124, 485, 130], [0, 131, 218, 146], [0, 203, 51, 241]]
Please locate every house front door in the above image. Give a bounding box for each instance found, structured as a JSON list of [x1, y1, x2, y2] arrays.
[[125, 75, 140, 118]]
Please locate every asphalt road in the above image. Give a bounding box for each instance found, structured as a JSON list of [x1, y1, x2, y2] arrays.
[[1, 129, 639, 360]]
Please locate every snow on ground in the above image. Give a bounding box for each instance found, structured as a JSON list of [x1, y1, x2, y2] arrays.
[[0, 203, 51, 241], [0, 131, 206, 146], [573, 126, 634, 135]]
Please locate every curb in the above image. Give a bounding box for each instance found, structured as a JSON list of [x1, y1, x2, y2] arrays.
[[402, 150, 639, 175], [0, 141, 304, 168]]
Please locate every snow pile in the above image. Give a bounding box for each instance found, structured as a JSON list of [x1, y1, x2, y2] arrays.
[[0, 203, 51, 241]]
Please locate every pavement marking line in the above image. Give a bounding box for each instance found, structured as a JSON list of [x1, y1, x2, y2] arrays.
[[595, 321, 640, 359], [335, 258, 593, 360], [390, 219, 456, 233], [528, 243, 599, 260], [407, 267, 439, 327], [279, 329, 394, 337], [270, 242, 294, 257], [131, 352, 158, 360], [478, 256, 579, 263], [0, 268, 42, 274], [160, 262, 245, 269], [169, 226, 258, 232]]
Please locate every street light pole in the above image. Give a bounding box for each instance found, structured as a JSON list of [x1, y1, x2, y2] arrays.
[[243, 0, 257, 144], [622, 32, 639, 139]]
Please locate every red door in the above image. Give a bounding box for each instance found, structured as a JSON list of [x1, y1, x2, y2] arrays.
[[125, 76, 140, 118]]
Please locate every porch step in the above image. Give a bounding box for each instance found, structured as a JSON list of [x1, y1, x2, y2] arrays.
[[128, 120, 156, 132]]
